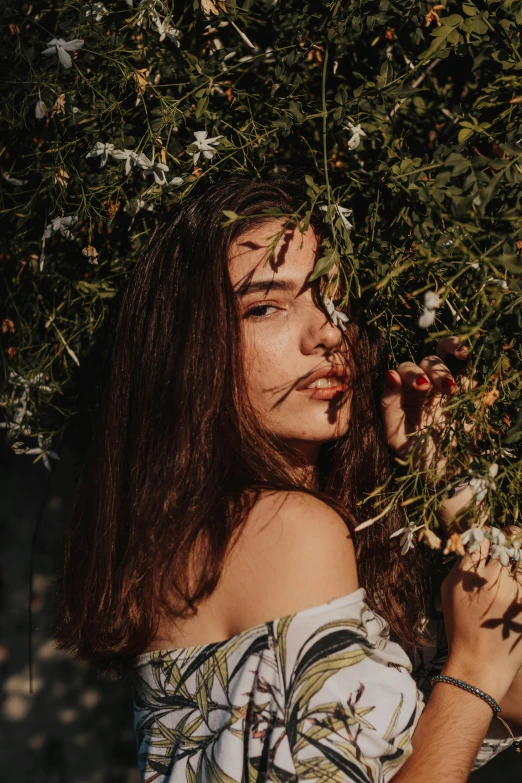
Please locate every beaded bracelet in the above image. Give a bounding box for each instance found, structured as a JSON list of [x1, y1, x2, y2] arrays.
[[430, 674, 521, 752]]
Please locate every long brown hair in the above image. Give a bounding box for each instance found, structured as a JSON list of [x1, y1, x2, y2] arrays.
[[51, 176, 433, 676]]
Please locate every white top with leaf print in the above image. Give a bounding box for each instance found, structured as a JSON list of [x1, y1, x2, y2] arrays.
[[132, 587, 520, 782]]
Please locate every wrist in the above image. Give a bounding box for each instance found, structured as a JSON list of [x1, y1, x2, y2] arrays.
[[441, 656, 512, 705]]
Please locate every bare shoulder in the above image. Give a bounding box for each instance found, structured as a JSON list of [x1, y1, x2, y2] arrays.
[[221, 491, 360, 635]]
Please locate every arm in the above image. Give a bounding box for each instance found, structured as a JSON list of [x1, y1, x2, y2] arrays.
[[397, 659, 511, 783]]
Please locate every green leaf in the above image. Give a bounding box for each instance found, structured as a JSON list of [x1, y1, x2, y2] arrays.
[[496, 255, 522, 273], [458, 128, 474, 142], [222, 210, 240, 222], [288, 100, 305, 122], [308, 249, 339, 281], [195, 96, 209, 118]]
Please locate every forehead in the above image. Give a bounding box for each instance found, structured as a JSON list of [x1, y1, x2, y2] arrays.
[[228, 220, 319, 291]]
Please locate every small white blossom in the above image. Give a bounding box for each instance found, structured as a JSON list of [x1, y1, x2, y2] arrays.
[[167, 176, 184, 189], [485, 525, 506, 546], [489, 544, 511, 567], [468, 463, 498, 504], [41, 38, 85, 69], [110, 148, 169, 183], [324, 296, 350, 332], [319, 204, 353, 231], [390, 525, 424, 556], [43, 215, 78, 241], [86, 2, 109, 22], [24, 434, 60, 472], [124, 198, 155, 216], [111, 148, 141, 175], [191, 130, 224, 165], [506, 545, 521, 563], [460, 525, 485, 554], [86, 141, 115, 167], [344, 121, 367, 150], [153, 15, 182, 45], [418, 289, 441, 328], [40, 215, 78, 270], [485, 277, 508, 289], [35, 100, 48, 119], [2, 172, 28, 186], [0, 372, 53, 443]]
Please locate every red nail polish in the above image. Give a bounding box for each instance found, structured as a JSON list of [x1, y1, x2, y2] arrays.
[[416, 376, 430, 387], [385, 371, 398, 387]]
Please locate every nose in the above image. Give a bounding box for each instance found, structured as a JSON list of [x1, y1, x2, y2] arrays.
[[300, 301, 343, 355]]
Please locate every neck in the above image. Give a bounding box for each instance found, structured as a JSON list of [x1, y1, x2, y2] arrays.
[[285, 440, 321, 491]]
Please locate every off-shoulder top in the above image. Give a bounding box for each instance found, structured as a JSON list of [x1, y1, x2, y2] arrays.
[[132, 587, 520, 782]]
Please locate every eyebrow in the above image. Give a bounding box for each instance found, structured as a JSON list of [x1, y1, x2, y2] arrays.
[[235, 279, 298, 298]]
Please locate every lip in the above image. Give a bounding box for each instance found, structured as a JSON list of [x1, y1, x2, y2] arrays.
[[297, 366, 350, 400]]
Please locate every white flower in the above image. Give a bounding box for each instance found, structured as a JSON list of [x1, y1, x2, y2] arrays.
[[2, 172, 28, 186], [111, 148, 142, 175], [110, 148, 169, 183], [86, 141, 115, 167], [0, 372, 53, 443], [167, 176, 184, 189], [489, 544, 511, 567], [460, 526, 485, 554], [469, 463, 498, 504], [485, 277, 508, 289], [40, 215, 78, 270], [345, 121, 367, 150], [41, 38, 85, 69], [42, 215, 78, 241], [24, 434, 60, 472], [35, 100, 48, 119], [191, 130, 224, 165], [124, 198, 155, 216], [319, 204, 353, 231], [323, 296, 350, 332], [418, 289, 441, 328], [85, 2, 109, 22], [390, 525, 424, 556], [485, 525, 506, 546], [153, 15, 182, 45]]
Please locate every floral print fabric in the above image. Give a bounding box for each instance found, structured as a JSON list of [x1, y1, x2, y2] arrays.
[[132, 587, 519, 782]]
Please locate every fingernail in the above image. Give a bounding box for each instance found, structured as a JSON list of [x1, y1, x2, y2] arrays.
[[385, 371, 399, 388], [416, 376, 430, 387], [442, 377, 457, 390]]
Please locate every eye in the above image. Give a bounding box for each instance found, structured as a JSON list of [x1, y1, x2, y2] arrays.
[[244, 304, 279, 319]]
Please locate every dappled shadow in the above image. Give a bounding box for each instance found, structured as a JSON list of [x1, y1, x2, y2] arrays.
[[0, 445, 140, 783]]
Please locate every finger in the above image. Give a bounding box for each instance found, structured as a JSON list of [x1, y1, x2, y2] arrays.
[[436, 335, 470, 361], [459, 372, 480, 393], [459, 534, 491, 572], [392, 361, 433, 392], [417, 354, 458, 395]]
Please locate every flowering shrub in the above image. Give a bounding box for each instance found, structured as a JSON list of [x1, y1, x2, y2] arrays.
[[1, 0, 522, 558]]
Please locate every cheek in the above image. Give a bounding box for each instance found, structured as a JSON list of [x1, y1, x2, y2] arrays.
[[242, 324, 295, 405]]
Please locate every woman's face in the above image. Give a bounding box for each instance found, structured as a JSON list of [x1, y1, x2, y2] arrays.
[[228, 220, 352, 453]]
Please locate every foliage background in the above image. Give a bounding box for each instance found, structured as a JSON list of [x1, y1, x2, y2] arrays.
[[2, 0, 522, 546]]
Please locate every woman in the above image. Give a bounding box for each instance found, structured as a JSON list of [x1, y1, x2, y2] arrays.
[[52, 177, 522, 782]]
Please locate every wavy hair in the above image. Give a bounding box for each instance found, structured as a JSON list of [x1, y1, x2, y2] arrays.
[[51, 176, 433, 675]]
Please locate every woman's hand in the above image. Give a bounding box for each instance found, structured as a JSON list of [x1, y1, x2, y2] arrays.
[[381, 336, 479, 527], [440, 534, 522, 703]]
